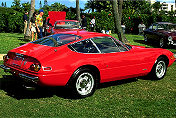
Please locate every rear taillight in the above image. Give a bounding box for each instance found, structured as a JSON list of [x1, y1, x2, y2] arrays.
[[30, 64, 41, 72], [170, 54, 176, 60], [7, 52, 16, 59]]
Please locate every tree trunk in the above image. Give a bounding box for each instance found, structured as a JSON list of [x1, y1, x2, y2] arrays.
[[118, 0, 123, 24], [112, 0, 129, 44], [24, 0, 35, 40], [76, 0, 81, 23]]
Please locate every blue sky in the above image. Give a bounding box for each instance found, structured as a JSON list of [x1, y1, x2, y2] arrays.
[[0, 0, 175, 9], [0, 0, 88, 9]]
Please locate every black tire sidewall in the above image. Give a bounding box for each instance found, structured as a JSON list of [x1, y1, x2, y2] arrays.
[[150, 57, 167, 80], [69, 68, 97, 98]]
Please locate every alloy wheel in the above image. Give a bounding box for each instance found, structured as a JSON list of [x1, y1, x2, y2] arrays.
[[76, 72, 95, 96], [155, 60, 166, 79]]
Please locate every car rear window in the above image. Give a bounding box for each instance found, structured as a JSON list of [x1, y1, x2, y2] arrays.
[[32, 34, 81, 47]]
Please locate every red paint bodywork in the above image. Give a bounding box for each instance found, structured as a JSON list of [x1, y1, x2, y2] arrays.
[[3, 31, 175, 87], [47, 11, 66, 26]]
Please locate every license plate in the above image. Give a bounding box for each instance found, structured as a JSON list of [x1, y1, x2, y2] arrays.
[[13, 56, 24, 66]]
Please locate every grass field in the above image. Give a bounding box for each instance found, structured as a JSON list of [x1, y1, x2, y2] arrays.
[[0, 33, 176, 117]]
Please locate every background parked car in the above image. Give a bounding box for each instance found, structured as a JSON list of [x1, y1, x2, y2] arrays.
[[143, 22, 176, 48], [51, 20, 84, 34], [44, 11, 66, 36]]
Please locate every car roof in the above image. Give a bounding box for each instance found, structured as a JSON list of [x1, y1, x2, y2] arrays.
[[55, 31, 110, 39], [55, 20, 79, 22], [156, 22, 173, 25]]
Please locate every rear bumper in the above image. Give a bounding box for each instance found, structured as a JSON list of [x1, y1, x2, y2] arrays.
[[169, 40, 176, 46], [0, 64, 69, 86], [0, 64, 39, 84]]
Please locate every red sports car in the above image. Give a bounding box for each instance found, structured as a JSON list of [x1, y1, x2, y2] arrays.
[[0, 31, 175, 98]]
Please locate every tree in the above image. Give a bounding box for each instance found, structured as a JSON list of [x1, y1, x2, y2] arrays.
[[1, 2, 4, 7], [112, 0, 128, 43], [50, 2, 67, 11], [22, 2, 31, 12], [24, 0, 35, 39], [11, 0, 21, 11], [85, 0, 96, 12], [4, 2, 6, 7], [76, 0, 81, 22], [39, 0, 42, 8], [152, 1, 162, 14], [122, 0, 151, 16], [44, 0, 48, 7]]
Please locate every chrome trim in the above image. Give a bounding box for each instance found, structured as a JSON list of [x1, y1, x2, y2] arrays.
[[90, 39, 101, 53], [42, 66, 52, 71], [16, 53, 24, 57], [19, 73, 39, 83], [0, 65, 11, 72], [168, 36, 176, 45]]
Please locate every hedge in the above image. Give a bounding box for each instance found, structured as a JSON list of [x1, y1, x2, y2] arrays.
[[0, 7, 175, 34]]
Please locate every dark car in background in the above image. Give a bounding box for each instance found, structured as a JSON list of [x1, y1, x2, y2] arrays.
[[143, 22, 176, 48]]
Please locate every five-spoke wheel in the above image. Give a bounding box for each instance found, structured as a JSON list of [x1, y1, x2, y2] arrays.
[[149, 57, 167, 80], [76, 72, 95, 96], [70, 68, 97, 98]]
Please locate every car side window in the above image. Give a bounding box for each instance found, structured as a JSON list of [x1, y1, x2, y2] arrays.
[[70, 39, 99, 53], [157, 24, 165, 30], [152, 24, 157, 30], [149, 25, 153, 30], [92, 37, 120, 53], [113, 39, 128, 52]]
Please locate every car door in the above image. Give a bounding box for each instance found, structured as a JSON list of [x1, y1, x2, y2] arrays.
[[145, 24, 155, 39], [91, 37, 144, 83], [151, 24, 164, 41]]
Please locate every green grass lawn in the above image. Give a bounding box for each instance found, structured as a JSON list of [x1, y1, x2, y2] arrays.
[[0, 33, 27, 54], [0, 33, 176, 117]]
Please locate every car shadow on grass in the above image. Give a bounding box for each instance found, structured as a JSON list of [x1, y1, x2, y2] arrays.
[[98, 78, 138, 89], [0, 75, 139, 100], [0, 75, 74, 100]]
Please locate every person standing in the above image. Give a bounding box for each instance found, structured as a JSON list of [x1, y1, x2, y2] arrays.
[[30, 11, 38, 41], [138, 22, 146, 35], [81, 15, 87, 30], [35, 9, 44, 38], [90, 16, 95, 32], [23, 11, 28, 34]]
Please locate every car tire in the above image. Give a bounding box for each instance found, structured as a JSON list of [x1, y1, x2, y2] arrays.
[[149, 57, 167, 80], [69, 68, 97, 98]]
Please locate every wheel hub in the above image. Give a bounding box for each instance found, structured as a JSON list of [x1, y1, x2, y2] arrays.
[[76, 72, 94, 96]]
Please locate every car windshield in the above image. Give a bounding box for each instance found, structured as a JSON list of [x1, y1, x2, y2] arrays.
[[32, 34, 81, 47], [54, 21, 80, 29]]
